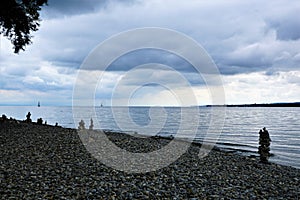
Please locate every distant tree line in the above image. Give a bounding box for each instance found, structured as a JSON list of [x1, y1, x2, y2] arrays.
[[206, 102, 300, 107]]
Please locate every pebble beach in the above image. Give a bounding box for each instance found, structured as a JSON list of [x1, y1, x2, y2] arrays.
[[1, 119, 299, 199]]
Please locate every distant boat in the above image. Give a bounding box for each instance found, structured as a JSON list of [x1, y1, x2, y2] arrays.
[[38, 101, 40, 107]]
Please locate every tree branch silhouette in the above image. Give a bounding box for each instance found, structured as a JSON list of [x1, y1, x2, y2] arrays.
[[0, 0, 47, 53]]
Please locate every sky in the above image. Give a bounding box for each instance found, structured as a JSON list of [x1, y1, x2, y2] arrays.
[[0, 0, 300, 106]]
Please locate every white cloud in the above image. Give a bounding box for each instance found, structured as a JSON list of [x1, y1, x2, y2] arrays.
[[223, 71, 300, 104], [0, 0, 300, 105], [23, 76, 44, 84]]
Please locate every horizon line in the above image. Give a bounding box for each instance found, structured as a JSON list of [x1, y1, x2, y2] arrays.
[[0, 101, 299, 107]]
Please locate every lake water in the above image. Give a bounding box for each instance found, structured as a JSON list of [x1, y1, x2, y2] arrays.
[[1, 106, 299, 169]]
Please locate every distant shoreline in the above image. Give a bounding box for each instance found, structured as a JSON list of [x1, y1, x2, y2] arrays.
[[1, 102, 300, 107], [206, 102, 300, 107]]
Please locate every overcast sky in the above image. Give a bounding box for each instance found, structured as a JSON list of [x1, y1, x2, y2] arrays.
[[0, 0, 300, 106]]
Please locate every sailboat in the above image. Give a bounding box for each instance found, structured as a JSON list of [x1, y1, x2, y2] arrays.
[[38, 101, 40, 107]]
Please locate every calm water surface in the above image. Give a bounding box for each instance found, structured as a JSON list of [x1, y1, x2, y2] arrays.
[[1, 106, 299, 169]]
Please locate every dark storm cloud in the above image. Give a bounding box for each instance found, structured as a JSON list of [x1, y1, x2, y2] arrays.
[[217, 64, 262, 75], [2, 0, 300, 106], [43, 0, 137, 17], [35, 0, 300, 78], [267, 18, 300, 41], [45, 0, 104, 15], [104, 49, 206, 86], [217, 49, 273, 75], [51, 60, 81, 69], [107, 49, 198, 73], [276, 23, 300, 41]]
